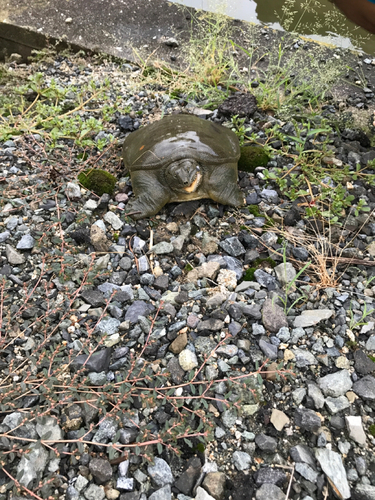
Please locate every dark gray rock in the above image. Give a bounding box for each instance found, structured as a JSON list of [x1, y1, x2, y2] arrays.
[[262, 299, 288, 333], [72, 348, 112, 373], [284, 206, 301, 226], [229, 321, 242, 336], [89, 458, 113, 484], [307, 383, 325, 410], [223, 256, 244, 280], [254, 467, 286, 486], [330, 416, 346, 430], [294, 408, 321, 432], [259, 339, 278, 360], [93, 417, 118, 443], [354, 350, 375, 375], [246, 192, 259, 205], [197, 318, 224, 331], [167, 357, 185, 385], [174, 457, 201, 495], [255, 433, 278, 452], [66, 486, 79, 500], [81, 290, 105, 307], [110, 271, 127, 285], [244, 249, 260, 264], [290, 444, 316, 468], [254, 270, 278, 290], [228, 303, 243, 320], [292, 246, 309, 261], [293, 348, 318, 367], [242, 303, 262, 320], [168, 320, 187, 334], [140, 273, 155, 286], [219, 237, 246, 257], [119, 256, 133, 270], [218, 92, 257, 118], [154, 275, 169, 291], [125, 301, 155, 323], [0, 231, 10, 243], [353, 375, 375, 400]]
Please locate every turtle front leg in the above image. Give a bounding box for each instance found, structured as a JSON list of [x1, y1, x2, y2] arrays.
[[126, 171, 170, 219], [206, 163, 245, 207]]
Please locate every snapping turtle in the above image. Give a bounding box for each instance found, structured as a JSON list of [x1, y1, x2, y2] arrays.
[[123, 114, 244, 219]]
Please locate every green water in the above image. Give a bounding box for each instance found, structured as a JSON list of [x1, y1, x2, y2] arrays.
[[174, 0, 375, 54]]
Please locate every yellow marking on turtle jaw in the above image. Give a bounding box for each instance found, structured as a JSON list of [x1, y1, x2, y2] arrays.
[[184, 172, 202, 193]]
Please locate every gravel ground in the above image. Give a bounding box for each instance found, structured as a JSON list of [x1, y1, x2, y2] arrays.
[[0, 48, 375, 500]]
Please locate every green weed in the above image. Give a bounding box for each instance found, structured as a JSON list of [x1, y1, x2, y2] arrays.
[[0, 72, 121, 148]]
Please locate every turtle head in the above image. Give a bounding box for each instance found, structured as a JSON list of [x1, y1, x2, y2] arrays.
[[165, 159, 202, 193]]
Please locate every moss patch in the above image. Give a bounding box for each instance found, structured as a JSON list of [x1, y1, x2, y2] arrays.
[[254, 257, 277, 268], [243, 268, 256, 281], [248, 204, 261, 217], [238, 144, 270, 173], [242, 257, 277, 282], [78, 169, 116, 196], [370, 424, 375, 437]]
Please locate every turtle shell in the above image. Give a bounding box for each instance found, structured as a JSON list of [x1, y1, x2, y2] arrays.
[[123, 114, 240, 172]]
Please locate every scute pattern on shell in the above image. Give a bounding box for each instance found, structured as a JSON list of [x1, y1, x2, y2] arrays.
[[123, 114, 240, 171]]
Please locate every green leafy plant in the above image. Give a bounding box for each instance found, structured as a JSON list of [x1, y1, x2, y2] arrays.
[[348, 302, 375, 330], [263, 120, 375, 222], [273, 244, 311, 314], [0, 72, 118, 148], [230, 115, 253, 146]]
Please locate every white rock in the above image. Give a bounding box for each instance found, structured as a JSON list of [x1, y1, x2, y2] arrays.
[[84, 199, 98, 210], [271, 409, 290, 431], [35, 416, 63, 441], [65, 182, 81, 199], [217, 269, 237, 290], [293, 309, 333, 328], [17, 442, 49, 487], [6, 244, 25, 264], [104, 211, 123, 230], [179, 349, 198, 371], [195, 486, 216, 500], [274, 262, 297, 287], [345, 415, 366, 445]]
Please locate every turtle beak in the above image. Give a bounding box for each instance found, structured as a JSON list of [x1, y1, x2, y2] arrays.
[[184, 164, 202, 193]]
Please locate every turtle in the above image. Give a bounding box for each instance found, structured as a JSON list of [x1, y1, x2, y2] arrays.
[[122, 114, 244, 219]]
